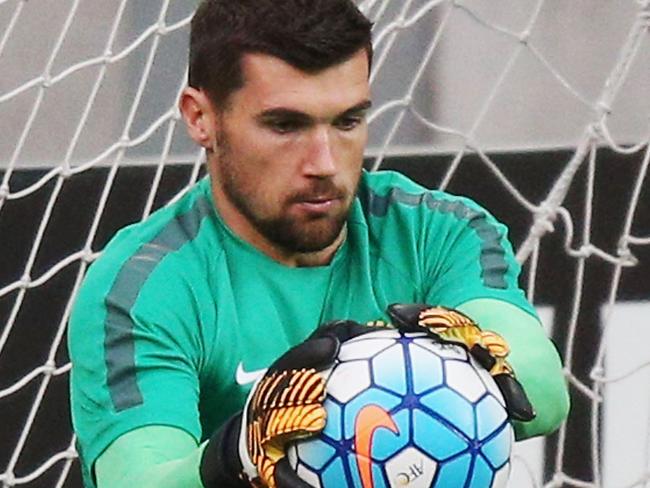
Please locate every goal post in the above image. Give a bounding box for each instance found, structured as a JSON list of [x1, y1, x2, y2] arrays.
[[1, 1, 649, 487]]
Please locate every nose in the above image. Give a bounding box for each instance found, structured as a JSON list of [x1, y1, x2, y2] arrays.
[[304, 126, 336, 178]]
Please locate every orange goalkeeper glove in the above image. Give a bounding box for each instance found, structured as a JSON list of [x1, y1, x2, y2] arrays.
[[387, 303, 536, 422], [201, 320, 380, 488]]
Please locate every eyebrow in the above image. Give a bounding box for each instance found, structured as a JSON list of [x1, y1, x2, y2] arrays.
[[257, 99, 373, 123]]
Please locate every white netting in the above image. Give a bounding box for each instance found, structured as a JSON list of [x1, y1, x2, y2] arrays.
[[0, 1, 649, 487]]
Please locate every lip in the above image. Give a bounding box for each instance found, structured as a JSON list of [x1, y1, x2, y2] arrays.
[[294, 197, 341, 213]]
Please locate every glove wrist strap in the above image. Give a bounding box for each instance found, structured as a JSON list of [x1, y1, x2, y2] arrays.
[[200, 414, 249, 488]]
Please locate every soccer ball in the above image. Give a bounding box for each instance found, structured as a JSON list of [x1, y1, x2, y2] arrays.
[[287, 329, 513, 488]]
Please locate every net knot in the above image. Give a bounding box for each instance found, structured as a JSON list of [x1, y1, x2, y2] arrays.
[[549, 472, 567, 487], [616, 239, 639, 266], [82, 248, 97, 264], [43, 360, 57, 376], [518, 29, 531, 45], [532, 204, 557, 235], [1, 471, 16, 486], [42, 75, 52, 89], [590, 366, 605, 382], [586, 123, 601, 140], [590, 121, 606, 141], [596, 100, 612, 116], [395, 17, 408, 30], [575, 244, 593, 258], [19, 274, 31, 289]]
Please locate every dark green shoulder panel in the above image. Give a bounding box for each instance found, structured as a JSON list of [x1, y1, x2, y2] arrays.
[[103, 195, 213, 412], [358, 171, 510, 290]]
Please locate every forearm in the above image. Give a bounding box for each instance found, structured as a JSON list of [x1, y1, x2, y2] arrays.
[[95, 426, 206, 488], [457, 298, 570, 440]]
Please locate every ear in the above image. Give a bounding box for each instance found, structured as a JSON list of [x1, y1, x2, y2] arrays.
[[179, 87, 218, 149]]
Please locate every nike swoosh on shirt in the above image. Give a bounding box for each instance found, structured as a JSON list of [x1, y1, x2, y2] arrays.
[[235, 363, 267, 385]]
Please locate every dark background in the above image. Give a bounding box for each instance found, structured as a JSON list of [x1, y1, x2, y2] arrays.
[[1, 148, 648, 487]]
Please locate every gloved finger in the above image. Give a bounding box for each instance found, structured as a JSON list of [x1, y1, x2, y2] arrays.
[[270, 336, 339, 373], [470, 343, 496, 371], [274, 457, 315, 488], [387, 303, 431, 331], [309, 319, 383, 343], [493, 373, 536, 422]]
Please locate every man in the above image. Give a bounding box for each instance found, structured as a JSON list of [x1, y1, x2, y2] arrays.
[[69, 0, 570, 487]]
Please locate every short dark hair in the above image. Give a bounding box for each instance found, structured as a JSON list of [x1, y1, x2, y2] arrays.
[[188, 0, 373, 106]]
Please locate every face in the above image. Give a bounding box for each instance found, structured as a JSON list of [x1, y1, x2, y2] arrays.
[[205, 49, 371, 263]]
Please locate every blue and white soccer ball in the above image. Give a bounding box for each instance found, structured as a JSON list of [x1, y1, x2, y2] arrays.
[[287, 329, 513, 488]]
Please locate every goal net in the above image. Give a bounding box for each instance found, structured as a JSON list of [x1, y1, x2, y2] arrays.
[[0, 1, 649, 487]]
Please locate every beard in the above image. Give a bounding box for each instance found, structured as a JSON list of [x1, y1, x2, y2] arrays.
[[213, 134, 356, 254]]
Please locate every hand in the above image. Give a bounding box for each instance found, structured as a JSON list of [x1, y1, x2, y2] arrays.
[[387, 303, 536, 422], [245, 320, 387, 487], [241, 336, 333, 487], [201, 320, 382, 488]]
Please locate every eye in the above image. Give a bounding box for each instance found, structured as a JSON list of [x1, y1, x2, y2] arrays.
[[334, 115, 364, 131], [266, 119, 305, 134]]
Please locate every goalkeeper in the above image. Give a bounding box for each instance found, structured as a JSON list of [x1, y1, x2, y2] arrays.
[[68, 0, 570, 487]]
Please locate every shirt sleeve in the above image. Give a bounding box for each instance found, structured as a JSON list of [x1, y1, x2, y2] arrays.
[[95, 426, 206, 488], [457, 299, 570, 439], [69, 254, 204, 485], [420, 193, 535, 317]]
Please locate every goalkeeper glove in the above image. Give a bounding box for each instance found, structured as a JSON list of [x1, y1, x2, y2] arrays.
[[386, 303, 536, 422], [200, 320, 380, 488]]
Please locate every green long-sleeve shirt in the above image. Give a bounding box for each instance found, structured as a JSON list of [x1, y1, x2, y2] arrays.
[[70, 171, 569, 487]]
